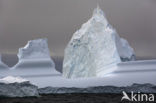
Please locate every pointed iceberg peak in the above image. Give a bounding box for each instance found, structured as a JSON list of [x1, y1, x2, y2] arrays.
[[92, 5, 108, 27], [18, 38, 51, 60], [63, 6, 135, 78], [93, 4, 104, 16]]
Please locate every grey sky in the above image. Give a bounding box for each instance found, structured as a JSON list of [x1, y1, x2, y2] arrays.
[[0, 0, 156, 58]]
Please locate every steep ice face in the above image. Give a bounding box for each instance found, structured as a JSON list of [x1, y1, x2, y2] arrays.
[[18, 38, 51, 60], [63, 7, 121, 78], [63, 7, 135, 78], [115, 33, 135, 61]]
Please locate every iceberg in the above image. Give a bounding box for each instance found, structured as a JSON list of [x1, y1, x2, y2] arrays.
[[63, 6, 135, 78], [18, 38, 52, 60], [0, 76, 39, 97], [11, 38, 61, 76]]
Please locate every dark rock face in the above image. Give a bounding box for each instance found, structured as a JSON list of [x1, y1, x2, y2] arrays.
[[0, 81, 39, 97], [38, 83, 156, 94]]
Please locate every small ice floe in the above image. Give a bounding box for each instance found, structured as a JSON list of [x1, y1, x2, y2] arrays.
[[0, 76, 39, 97]]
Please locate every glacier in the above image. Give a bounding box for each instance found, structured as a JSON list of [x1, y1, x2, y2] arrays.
[[10, 38, 61, 76], [63, 6, 135, 78]]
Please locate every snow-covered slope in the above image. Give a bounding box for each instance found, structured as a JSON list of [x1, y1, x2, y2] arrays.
[[63, 6, 135, 78]]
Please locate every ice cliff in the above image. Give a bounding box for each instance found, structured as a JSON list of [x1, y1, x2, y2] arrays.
[[12, 38, 61, 76], [63, 6, 135, 78], [115, 34, 135, 61]]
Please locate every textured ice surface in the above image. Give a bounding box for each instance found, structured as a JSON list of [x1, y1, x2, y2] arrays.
[[0, 76, 39, 97], [39, 84, 156, 94], [115, 34, 135, 61], [18, 38, 51, 60], [11, 38, 61, 76], [63, 6, 135, 78]]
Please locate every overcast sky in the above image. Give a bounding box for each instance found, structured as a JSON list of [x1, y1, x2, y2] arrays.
[[0, 0, 156, 58]]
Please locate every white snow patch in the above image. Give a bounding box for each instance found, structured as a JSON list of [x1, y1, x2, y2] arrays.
[[0, 76, 28, 84]]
